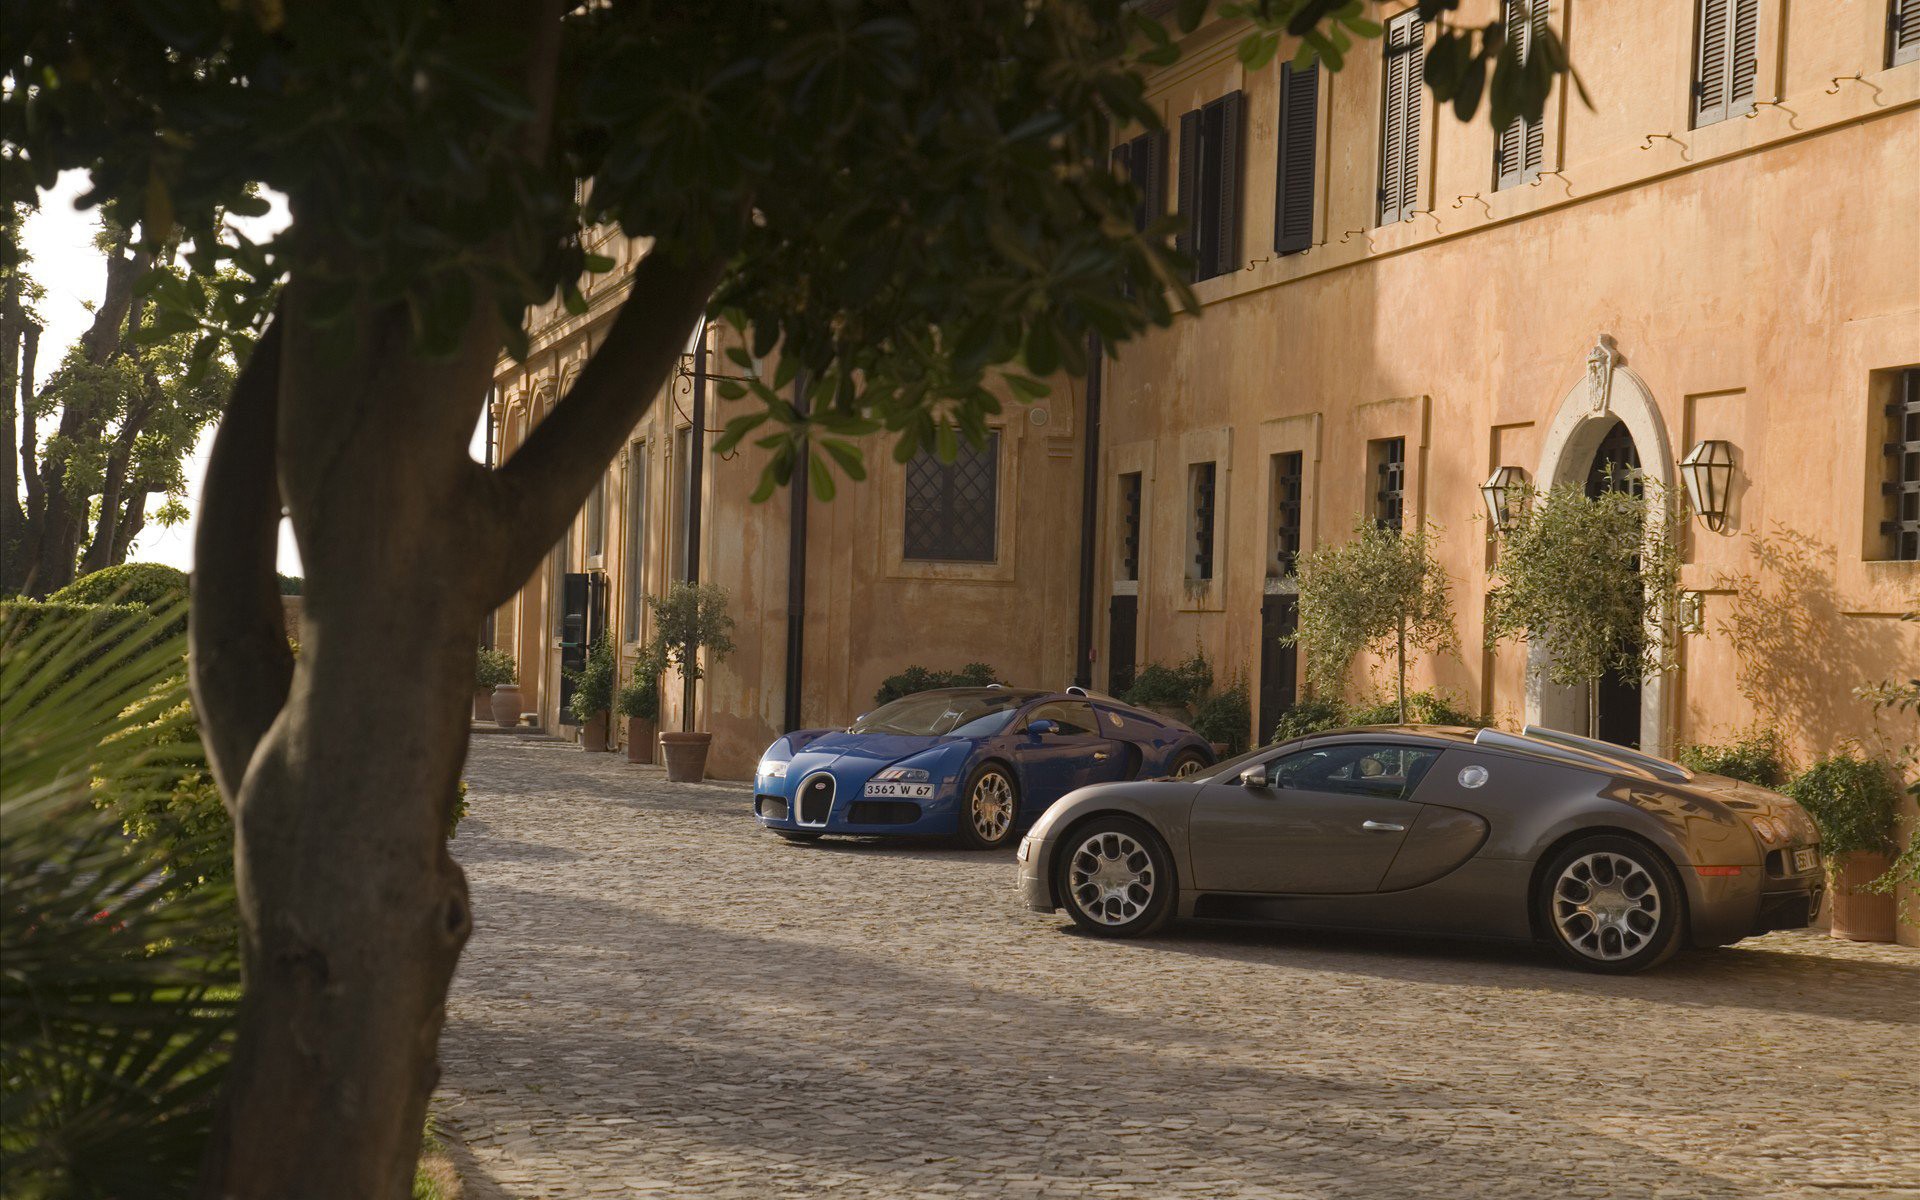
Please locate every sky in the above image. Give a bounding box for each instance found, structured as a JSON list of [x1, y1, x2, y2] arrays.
[[19, 171, 486, 581]]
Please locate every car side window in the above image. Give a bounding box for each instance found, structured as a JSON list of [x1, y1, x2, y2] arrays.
[[1027, 701, 1099, 736], [1266, 743, 1440, 801]]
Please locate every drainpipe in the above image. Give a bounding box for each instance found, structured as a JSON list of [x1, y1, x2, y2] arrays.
[[682, 330, 706, 730], [1073, 335, 1103, 689], [783, 374, 809, 733]]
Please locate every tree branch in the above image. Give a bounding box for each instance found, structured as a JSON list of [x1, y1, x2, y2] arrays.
[[483, 247, 726, 603], [189, 315, 294, 804]]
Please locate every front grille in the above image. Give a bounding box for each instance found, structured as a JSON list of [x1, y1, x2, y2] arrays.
[[846, 800, 921, 826], [797, 773, 835, 826], [755, 795, 788, 821]]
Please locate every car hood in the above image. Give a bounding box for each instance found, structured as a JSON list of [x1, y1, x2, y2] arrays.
[[787, 731, 950, 777], [1682, 774, 1821, 844]]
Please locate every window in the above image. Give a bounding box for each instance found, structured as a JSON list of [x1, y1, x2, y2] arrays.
[[1494, 0, 1549, 189], [1378, 9, 1425, 225], [622, 441, 648, 642], [1176, 91, 1246, 281], [670, 425, 692, 581], [904, 431, 1000, 562], [1027, 700, 1100, 737], [1692, 0, 1759, 127], [1268, 452, 1304, 578], [1885, 367, 1920, 561], [1117, 471, 1143, 581], [1261, 743, 1441, 800], [548, 530, 570, 641], [584, 474, 607, 561], [1112, 130, 1169, 232], [1370, 438, 1406, 532], [1187, 462, 1217, 581], [1275, 60, 1320, 255], [1893, 0, 1920, 67]]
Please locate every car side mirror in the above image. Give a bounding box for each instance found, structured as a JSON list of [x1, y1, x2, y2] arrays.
[[1239, 764, 1270, 789], [1027, 719, 1060, 737]]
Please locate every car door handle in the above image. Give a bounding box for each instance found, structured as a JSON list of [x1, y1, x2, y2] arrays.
[[1361, 820, 1406, 832], [1093, 752, 1109, 761]]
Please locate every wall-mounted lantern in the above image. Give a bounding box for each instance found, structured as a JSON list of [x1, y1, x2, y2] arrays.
[[1480, 466, 1528, 533], [1680, 439, 1736, 533]]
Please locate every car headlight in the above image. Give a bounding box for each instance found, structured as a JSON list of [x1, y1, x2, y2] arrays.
[[1750, 815, 1786, 842], [758, 758, 790, 780], [873, 767, 929, 783]]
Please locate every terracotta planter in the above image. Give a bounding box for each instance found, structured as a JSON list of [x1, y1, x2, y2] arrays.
[[1829, 851, 1896, 943], [489, 684, 522, 728], [626, 717, 657, 764], [581, 711, 609, 753], [659, 731, 712, 783], [472, 688, 492, 721]]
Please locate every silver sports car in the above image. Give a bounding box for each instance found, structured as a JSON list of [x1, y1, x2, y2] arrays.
[[1016, 724, 1825, 973]]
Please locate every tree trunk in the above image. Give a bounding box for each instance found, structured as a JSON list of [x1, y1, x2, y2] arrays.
[[109, 488, 149, 563], [0, 281, 23, 581], [1586, 676, 1600, 740], [1396, 616, 1408, 724]]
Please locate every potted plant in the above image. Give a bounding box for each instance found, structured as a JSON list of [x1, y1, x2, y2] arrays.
[[616, 648, 661, 765], [648, 581, 736, 782], [1787, 748, 1902, 942], [475, 648, 515, 722], [566, 638, 616, 752], [484, 655, 522, 729]]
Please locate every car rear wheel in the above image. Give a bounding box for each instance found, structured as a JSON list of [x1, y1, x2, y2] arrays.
[[956, 764, 1020, 850], [1056, 817, 1174, 938], [1538, 835, 1684, 974], [1169, 750, 1208, 778]]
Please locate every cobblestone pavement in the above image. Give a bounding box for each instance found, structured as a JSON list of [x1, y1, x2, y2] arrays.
[[439, 735, 1920, 1200]]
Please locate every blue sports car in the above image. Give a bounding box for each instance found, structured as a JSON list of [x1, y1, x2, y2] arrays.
[[752, 686, 1216, 849]]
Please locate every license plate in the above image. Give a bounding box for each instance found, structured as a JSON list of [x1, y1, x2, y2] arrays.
[[1792, 847, 1819, 874], [864, 782, 934, 799]]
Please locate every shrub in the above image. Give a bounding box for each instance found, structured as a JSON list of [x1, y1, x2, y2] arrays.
[[49, 562, 190, 608], [1121, 652, 1212, 712], [1271, 696, 1345, 742], [566, 638, 617, 723], [1786, 749, 1902, 859], [1191, 681, 1252, 754], [873, 661, 999, 706], [277, 573, 305, 596], [616, 647, 662, 722], [1676, 729, 1793, 788], [1345, 689, 1489, 729], [475, 648, 516, 688]]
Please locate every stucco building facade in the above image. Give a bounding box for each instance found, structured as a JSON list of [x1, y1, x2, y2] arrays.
[[492, 1, 1919, 932]]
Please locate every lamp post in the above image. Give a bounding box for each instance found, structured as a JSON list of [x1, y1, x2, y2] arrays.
[[1480, 466, 1527, 533], [1680, 439, 1735, 532]]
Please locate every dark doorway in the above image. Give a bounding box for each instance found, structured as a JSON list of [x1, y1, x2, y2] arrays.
[[1258, 595, 1299, 743], [1584, 421, 1642, 748], [556, 572, 606, 726], [1107, 595, 1138, 698]]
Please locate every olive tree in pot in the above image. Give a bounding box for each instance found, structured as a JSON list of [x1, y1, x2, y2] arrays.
[[565, 638, 616, 752], [648, 582, 736, 781], [475, 649, 516, 723], [1788, 749, 1903, 942], [617, 648, 662, 765]]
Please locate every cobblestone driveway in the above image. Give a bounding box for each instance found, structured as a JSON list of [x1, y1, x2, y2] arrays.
[[439, 736, 1919, 1199]]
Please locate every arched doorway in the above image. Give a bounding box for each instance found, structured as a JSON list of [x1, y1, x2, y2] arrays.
[[1584, 419, 1642, 747], [1528, 336, 1676, 756]]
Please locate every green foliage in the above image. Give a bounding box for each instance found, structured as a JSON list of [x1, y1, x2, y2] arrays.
[[616, 647, 662, 721], [1287, 518, 1457, 714], [50, 562, 190, 608], [1271, 696, 1346, 742], [646, 583, 736, 686], [1786, 750, 1902, 859], [277, 573, 305, 596], [1, 601, 238, 1196], [871, 662, 999, 707], [0, 599, 185, 683], [1270, 690, 1488, 744], [1676, 728, 1794, 788], [1121, 653, 1213, 712], [565, 637, 617, 723], [475, 648, 517, 689], [447, 781, 469, 842], [1191, 680, 1253, 755], [1486, 483, 1683, 695]]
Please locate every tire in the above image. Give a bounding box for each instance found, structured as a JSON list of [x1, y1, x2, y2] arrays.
[[774, 830, 823, 844], [1055, 816, 1176, 938], [1168, 749, 1209, 778], [1537, 834, 1685, 974], [955, 763, 1021, 850]]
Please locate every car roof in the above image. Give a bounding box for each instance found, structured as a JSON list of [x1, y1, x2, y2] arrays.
[[1288, 723, 1685, 783]]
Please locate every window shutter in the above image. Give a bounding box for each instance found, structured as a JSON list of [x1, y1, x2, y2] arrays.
[[1379, 9, 1424, 224], [1275, 61, 1319, 255], [1495, 1, 1549, 189], [1142, 129, 1169, 230], [1728, 0, 1759, 111], [1694, 0, 1757, 126], [1111, 139, 1133, 194], [1177, 108, 1201, 268], [1895, 0, 1920, 67], [1213, 90, 1245, 278]]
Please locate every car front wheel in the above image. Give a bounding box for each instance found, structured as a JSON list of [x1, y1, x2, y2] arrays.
[[1538, 835, 1684, 973], [956, 764, 1020, 850], [1055, 816, 1174, 938]]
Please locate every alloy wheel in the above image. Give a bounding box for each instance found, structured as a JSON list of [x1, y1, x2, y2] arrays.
[[1172, 755, 1204, 777], [1068, 830, 1156, 926], [1551, 850, 1663, 962], [969, 771, 1015, 844]]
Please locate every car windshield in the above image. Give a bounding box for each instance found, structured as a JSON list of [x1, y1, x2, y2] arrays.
[[849, 691, 1026, 738]]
